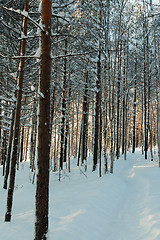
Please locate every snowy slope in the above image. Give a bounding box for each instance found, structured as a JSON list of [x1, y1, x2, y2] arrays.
[[1, 149, 160, 240]]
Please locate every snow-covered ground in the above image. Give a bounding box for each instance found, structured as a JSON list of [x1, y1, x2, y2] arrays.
[[1, 149, 160, 240]]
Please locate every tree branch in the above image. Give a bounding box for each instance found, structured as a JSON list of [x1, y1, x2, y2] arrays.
[[2, 6, 44, 31]]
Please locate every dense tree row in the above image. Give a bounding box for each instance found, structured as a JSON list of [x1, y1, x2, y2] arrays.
[[0, 0, 160, 239]]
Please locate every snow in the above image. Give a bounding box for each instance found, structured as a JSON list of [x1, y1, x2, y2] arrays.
[[1, 150, 160, 240], [34, 47, 41, 58], [21, 10, 28, 18], [38, 91, 44, 99], [38, 2, 42, 13], [31, 85, 35, 92], [3, 7, 44, 31]]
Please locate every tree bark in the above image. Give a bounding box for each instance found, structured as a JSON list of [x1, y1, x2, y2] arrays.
[[124, 33, 129, 160], [93, 5, 102, 171], [122, 40, 126, 155], [93, 51, 101, 171], [132, 54, 137, 153], [3, 109, 15, 189], [142, 7, 148, 160], [5, 0, 29, 221], [81, 68, 89, 167], [19, 126, 24, 163], [59, 39, 67, 170], [116, 41, 122, 159], [154, 31, 160, 165], [35, 0, 51, 239]]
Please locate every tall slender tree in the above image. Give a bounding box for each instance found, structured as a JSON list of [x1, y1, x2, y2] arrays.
[[5, 0, 29, 221]]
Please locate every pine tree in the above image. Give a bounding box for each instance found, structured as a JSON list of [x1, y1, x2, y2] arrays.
[[34, 0, 51, 239]]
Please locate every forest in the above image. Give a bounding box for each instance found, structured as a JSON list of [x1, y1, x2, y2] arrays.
[[0, 0, 160, 239]]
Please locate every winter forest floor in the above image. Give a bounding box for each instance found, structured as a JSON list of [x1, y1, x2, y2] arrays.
[[1, 149, 160, 240]]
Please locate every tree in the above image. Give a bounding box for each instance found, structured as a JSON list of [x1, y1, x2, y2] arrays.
[[5, 0, 29, 222], [34, 0, 51, 239], [132, 53, 137, 153]]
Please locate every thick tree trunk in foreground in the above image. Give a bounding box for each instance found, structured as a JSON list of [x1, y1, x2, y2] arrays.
[[35, 0, 51, 239]]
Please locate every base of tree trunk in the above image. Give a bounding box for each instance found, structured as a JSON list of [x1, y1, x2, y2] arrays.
[[3, 184, 7, 190], [5, 212, 11, 222]]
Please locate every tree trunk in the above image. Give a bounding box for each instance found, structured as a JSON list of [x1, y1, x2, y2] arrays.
[[124, 34, 129, 160], [0, 99, 1, 160], [116, 42, 122, 159], [35, 0, 51, 239], [59, 39, 67, 170], [122, 40, 126, 155], [5, 0, 29, 221], [30, 99, 37, 171], [77, 119, 82, 167], [74, 99, 79, 158], [143, 12, 148, 160], [99, 96, 102, 177], [24, 127, 29, 161], [141, 93, 144, 155], [81, 68, 89, 167], [19, 126, 24, 162], [2, 130, 7, 176], [93, 51, 101, 171], [132, 54, 137, 153], [154, 31, 160, 165], [3, 109, 15, 189], [103, 0, 110, 173]]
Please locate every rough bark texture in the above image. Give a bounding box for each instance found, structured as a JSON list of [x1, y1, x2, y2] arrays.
[[35, 0, 51, 239]]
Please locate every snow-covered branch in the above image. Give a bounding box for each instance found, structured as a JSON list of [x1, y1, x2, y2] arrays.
[[2, 6, 44, 32], [51, 50, 98, 60], [0, 50, 98, 60]]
